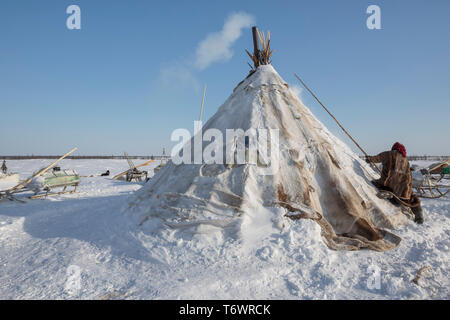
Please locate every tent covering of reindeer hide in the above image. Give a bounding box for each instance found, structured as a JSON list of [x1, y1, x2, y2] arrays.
[[128, 65, 409, 251]]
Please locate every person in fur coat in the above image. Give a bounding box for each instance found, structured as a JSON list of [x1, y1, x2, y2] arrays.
[[366, 142, 423, 224]]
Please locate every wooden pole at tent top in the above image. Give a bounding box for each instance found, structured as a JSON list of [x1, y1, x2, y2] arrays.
[[252, 26, 260, 63]]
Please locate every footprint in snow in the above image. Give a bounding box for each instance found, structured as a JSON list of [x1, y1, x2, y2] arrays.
[[256, 246, 277, 261], [285, 278, 300, 296], [95, 252, 111, 264]]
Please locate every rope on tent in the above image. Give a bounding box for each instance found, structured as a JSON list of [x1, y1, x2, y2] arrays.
[[293, 73, 420, 208]]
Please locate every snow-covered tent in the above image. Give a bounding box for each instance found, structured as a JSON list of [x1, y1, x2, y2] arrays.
[[128, 63, 410, 251]]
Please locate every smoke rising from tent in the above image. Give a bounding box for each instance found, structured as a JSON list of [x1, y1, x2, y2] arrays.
[[194, 12, 255, 70], [159, 12, 254, 91]]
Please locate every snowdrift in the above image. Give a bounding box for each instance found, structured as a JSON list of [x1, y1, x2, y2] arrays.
[[0, 173, 19, 191], [128, 65, 409, 251]]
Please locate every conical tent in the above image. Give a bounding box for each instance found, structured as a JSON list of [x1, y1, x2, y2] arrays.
[[128, 65, 409, 251]]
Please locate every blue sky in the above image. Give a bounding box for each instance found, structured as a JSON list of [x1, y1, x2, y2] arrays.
[[1, 0, 449, 156]]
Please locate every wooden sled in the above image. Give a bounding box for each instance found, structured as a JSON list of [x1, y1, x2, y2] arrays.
[[426, 159, 450, 183], [125, 169, 148, 182], [0, 147, 77, 203], [411, 164, 450, 199], [29, 170, 80, 200], [427, 158, 450, 175], [112, 153, 154, 182]]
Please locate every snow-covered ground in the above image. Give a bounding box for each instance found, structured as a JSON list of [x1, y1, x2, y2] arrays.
[[0, 159, 448, 299]]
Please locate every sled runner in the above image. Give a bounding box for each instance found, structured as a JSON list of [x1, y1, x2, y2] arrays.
[[413, 182, 449, 199]]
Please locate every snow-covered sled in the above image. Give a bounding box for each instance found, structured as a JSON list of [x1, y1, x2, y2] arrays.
[[29, 169, 80, 199]]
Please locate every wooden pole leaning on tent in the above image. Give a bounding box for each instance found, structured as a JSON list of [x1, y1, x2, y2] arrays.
[[293, 73, 421, 208], [199, 84, 207, 122], [293, 73, 380, 174], [0, 147, 78, 203]]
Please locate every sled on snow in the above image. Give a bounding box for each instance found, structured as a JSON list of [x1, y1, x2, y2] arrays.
[[112, 152, 153, 182], [412, 180, 449, 199], [427, 159, 450, 182], [29, 169, 80, 199], [0, 147, 78, 203], [411, 164, 450, 199]]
